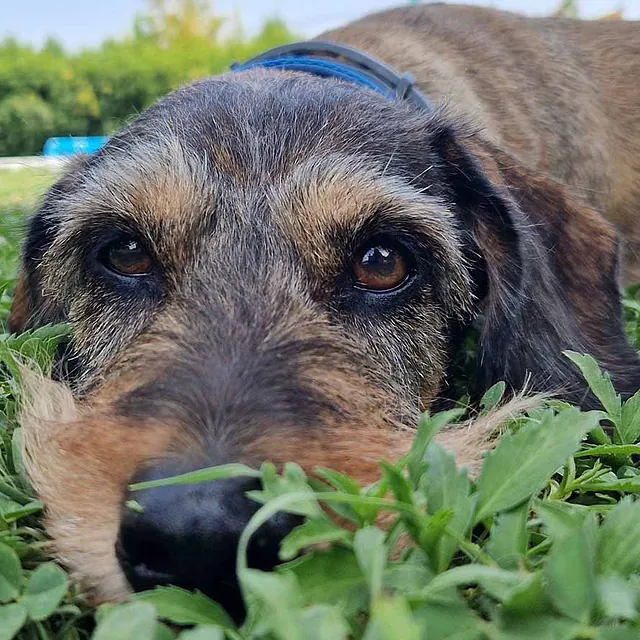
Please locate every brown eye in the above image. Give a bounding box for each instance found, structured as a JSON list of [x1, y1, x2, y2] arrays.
[[103, 238, 153, 276], [353, 241, 411, 291]]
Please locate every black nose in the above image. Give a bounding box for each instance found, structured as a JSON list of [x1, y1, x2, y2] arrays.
[[116, 467, 300, 621]]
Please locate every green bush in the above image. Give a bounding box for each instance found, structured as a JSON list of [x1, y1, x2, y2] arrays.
[[0, 17, 295, 156], [0, 94, 56, 156]]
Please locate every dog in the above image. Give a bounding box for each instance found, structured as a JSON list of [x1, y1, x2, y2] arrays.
[[8, 2, 640, 618]]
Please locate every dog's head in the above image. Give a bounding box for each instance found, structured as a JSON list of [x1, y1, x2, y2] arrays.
[[10, 69, 640, 614]]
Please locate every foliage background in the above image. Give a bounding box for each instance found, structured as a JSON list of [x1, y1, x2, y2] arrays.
[[0, 0, 295, 156], [0, 0, 623, 158]]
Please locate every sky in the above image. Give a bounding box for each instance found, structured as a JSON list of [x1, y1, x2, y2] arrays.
[[1, 0, 638, 50]]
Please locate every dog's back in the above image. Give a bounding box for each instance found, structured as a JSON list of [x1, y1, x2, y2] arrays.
[[320, 4, 640, 280]]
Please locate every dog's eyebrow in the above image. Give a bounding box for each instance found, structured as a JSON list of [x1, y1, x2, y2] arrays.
[[270, 153, 459, 270], [44, 135, 222, 256]]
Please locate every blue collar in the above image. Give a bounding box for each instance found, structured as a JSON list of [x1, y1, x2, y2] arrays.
[[231, 41, 433, 111]]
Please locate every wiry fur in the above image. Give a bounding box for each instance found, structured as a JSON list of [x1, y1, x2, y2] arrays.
[[8, 4, 640, 601]]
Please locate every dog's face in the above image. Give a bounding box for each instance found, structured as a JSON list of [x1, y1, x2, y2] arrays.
[[10, 69, 640, 614]]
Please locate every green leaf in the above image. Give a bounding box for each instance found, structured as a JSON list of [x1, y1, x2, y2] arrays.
[[423, 443, 475, 572], [0, 479, 32, 505], [155, 623, 178, 640], [128, 463, 260, 491], [282, 547, 366, 608], [363, 597, 421, 640], [311, 470, 362, 523], [298, 605, 350, 640], [136, 587, 235, 629], [247, 463, 320, 518], [474, 408, 598, 522], [534, 499, 587, 542], [419, 565, 521, 601], [0, 343, 22, 383], [574, 444, 640, 458], [383, 554, 434, 595], [280, 517, 350, 561], [240, 569, 303, 640], [598, 497, 640, 578], [360, 480, 392, 525], [413, 602, 483, 640], [313, 469, 361, 496], [480, 381, 506, 413], [414, 509, 454, 560], [544, 526, 595, 623], [93, 602, 158, 640], [578, 477, 640, 493], [597, 575, 639, 621], [177, 627, 224, 640], [0, 602, 27, 640], [125, 499, 144, 514], [502, 572, 550, 616], [380, 462, 413, 505], [564, 351, 621, 429], [407, 408, 467, 485], [621, 389, 640, 444], [9, 323, 70, 347], [22, 562, 69, 621], [354, 527, 387, 603], [498, 614, 580, 640], [10, 429, 24, 483], [486, 501, 530, 570], [1, 500, 44, 523], [0, 543, 21, 603], [598, 625, 640, 640]]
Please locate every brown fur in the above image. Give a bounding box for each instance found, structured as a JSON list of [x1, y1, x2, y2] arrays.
[[8, 4, 640, 602], [321, 4, 640, 283]]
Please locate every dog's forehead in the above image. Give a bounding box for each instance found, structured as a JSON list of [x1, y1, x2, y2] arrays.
[[62, 72, 439, 242]]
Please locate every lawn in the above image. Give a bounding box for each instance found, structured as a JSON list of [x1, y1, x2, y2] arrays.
[[2, 169, 640, 639], [0, 168, 58, 292], [0, 168, 58, 210]]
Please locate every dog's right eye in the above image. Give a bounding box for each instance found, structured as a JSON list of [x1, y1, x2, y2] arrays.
[[100, 238, 153, 277], [352, 237, 414, 293]]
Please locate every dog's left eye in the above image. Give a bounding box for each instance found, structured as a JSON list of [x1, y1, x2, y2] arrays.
[[353, 239, 412, 292], [101, 238, 153, 277]]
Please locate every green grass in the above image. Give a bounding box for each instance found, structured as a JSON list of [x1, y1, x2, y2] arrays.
[[0, 168, 58, 301], [0, 169, 57, 210], [3, 172, 640, 639]]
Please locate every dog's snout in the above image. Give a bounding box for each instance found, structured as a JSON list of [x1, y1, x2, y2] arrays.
[[117, 468, 300, 621]]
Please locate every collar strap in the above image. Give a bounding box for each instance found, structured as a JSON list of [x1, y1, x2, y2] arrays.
[[231, 41, 433, 111]]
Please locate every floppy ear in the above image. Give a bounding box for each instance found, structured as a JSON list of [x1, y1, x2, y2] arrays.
[[8, 155, 91, 334], [436, 129, 640, 407]]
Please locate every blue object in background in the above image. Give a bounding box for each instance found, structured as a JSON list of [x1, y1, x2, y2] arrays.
[[43, 136, 109, 157]]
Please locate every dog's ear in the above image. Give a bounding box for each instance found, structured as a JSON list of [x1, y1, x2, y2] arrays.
[[435, 128, 640, 407], [8, 155, 91, 334]]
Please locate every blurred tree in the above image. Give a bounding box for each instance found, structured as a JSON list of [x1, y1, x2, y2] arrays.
[[555, 0, 579, 17], [42, 38, 65, 56], [0, 0, 296, 155], [0, 94, 56, 155], [134, 0, 225, 47], [555, 0, 625, 19]]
